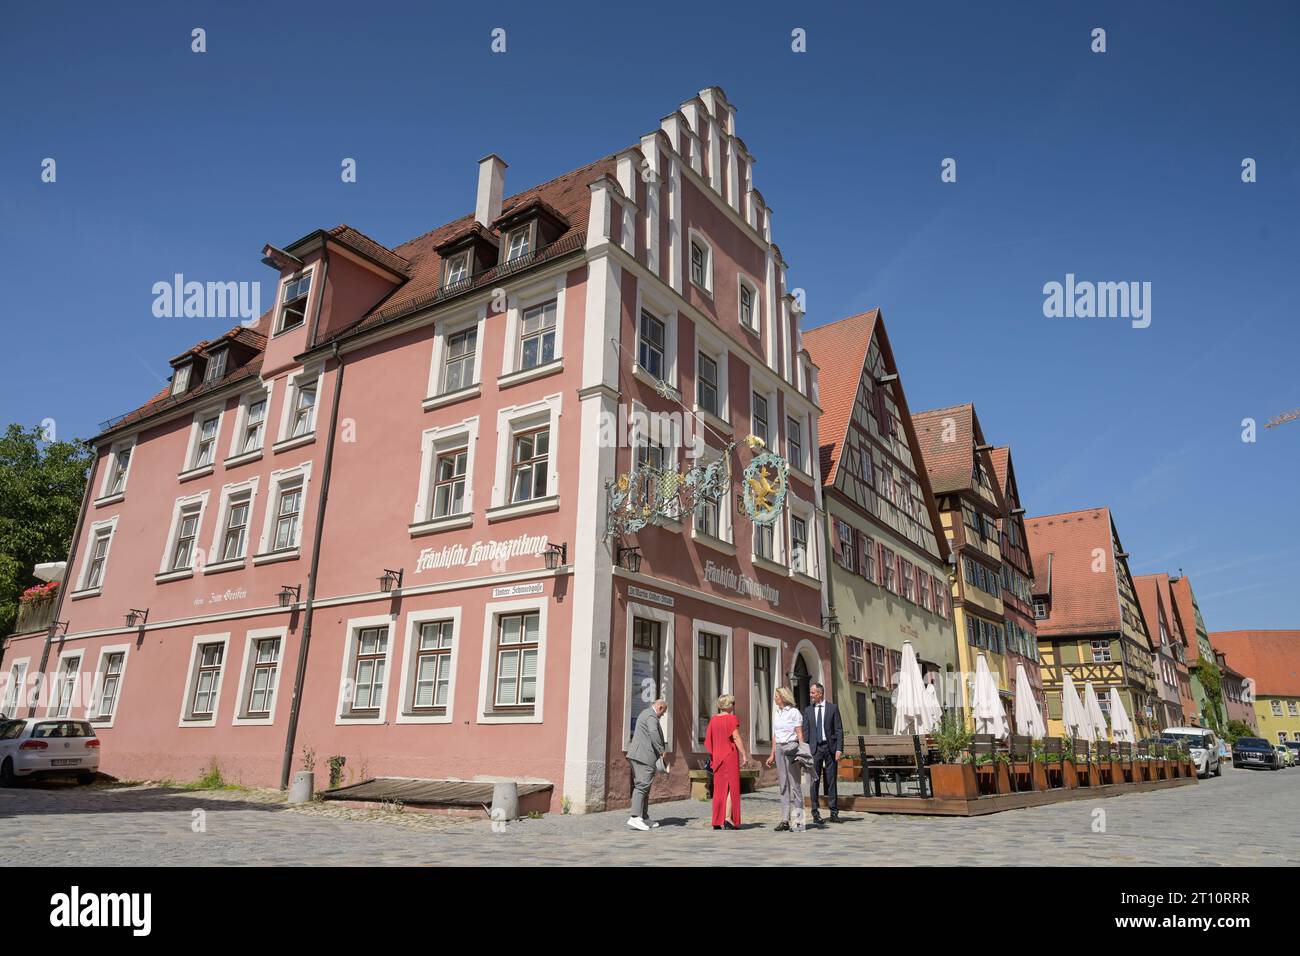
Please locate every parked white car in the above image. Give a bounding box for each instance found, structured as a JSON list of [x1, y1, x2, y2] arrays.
[[1161, 726, 1221, 778], [0, 717, 101, 785]]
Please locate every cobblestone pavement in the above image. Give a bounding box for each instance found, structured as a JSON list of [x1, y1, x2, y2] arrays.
[[2, 762, 1296, 866]]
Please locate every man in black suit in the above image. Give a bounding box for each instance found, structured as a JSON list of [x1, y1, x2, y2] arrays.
[[803, 682, 843, 825]]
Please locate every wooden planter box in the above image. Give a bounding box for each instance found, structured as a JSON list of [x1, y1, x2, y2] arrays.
[[1011, 761, 1049, 791], [1155, 760, 1169, 780], [1168, 760, 1181, 779], [1184, 760, 1195, 778], [838, 760, 862, 782], [930, 763, 979, 800], [1040, 760, 1072, 789], [1137, 761, 1154, 782], [1074, 762, 1101, 787]]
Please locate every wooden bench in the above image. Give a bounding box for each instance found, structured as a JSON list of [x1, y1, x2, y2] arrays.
[[1073, 738, 1097, 786], [1008, 734, 1038, 791], [1095, 740, 1117, 784], [1042, 737, 1068, 788], [1115, 741, 1134, 782], [856, 734, 930, 799]]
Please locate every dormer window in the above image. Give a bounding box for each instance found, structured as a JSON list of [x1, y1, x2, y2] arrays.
[[505, 227, 531, 262], [444, 252, 469, 287], [277, 272, 312, 333], [172, 364, 191, 395], [205, 350, 228, 382]]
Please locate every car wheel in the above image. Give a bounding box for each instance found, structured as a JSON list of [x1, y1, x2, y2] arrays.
[[0, 758, 14, 788], [1213, 762, 1222, 777]]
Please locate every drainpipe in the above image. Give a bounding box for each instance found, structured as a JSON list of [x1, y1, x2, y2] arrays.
[[278, 337, 344, 790], [27, 455, 96, 717]]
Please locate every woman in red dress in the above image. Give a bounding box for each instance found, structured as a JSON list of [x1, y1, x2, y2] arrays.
[[705, 694, 749, 830]]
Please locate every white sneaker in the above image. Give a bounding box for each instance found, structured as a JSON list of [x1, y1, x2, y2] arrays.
[[627, 816, 651, 831], [647, 820, 661, 828]]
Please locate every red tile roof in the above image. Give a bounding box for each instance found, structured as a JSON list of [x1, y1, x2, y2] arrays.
[[911, 404, 978, 496], [1135, 572, 1188, 649], [801, 309, 878, 484], [1133, 575, 1166, 648], [1025, 507, 1123, 636], [1169, 576, 1209, 662], [1208, 630, 1300, 697], [326, 224, 410, 276]]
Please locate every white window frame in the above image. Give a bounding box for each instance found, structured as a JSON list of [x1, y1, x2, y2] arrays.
[[690, 445, 735, 549], [97, 436, 136, 503], [737, 273, 761, 333], [273, 268, 315, 335], [412, 417, 479, 531], [499, 275, 567, 381], [226, 381, 275, 464], [504, 225, 532, 262], [87, 644, 130, 727], [335, 614, 398, 725], [171, 363, 191, 395], [395, 606, 463, 724], [181, 406, 224, 477], [629, 399, 682, 484], [786, 411, 808, 475], [426, 304, 486, 403], [477, 599, 549, 725], [275, 365, 324, 451], [255, 462, 312, 561], [75, 515, 118, 595], [687, 228, 714, 295], [690, 620, 733, 753], [206, 477, 260, 571], [748, 633, 782, 755], [693, 325, 731, 427], [443, 250, 470, 287], [2, 657, 31, 716], [158, 490, 210, 577], [488, 393, 562, 520], [633, 285, 679, 390], [622, 600, 676, 750], [787, 494, 819, 581], [48, 649, 84, 718], [204, 348, 228, 382], [231, 626, 287, 726], [178, 633, 230, 727]]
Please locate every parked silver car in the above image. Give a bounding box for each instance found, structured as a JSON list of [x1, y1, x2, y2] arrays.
[[0, 717, 101, 785], [1161, 726, 1221, 778]]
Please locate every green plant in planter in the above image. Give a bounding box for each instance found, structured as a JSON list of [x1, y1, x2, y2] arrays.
[[1060, 735, 1077, 762], [932, 712, 973, 764]]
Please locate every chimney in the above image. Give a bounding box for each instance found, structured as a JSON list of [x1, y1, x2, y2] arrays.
[[476, 154, 507, 227]]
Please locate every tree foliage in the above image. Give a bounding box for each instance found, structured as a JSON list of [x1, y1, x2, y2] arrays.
[[0, 424, 93, 635]]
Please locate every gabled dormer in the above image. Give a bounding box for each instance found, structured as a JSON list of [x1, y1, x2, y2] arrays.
[[492, 196, 570, 266], [434, 223, 499, 288], [169, 344, 207, 396]]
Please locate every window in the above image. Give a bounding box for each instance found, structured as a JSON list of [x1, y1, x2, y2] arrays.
[[630, 617, 665, 738], [689, 237, 711, 292], [753, 644, 773, 746], [3, 662, 28, 714], [790, 516, 809, 574], [271, 481, 303, 552], [881, 546, 897, 593], [412, 621, 454, 712], [861, 534, 876, 582], [432, 448, 467, 517], [902, 559, 915, 602], [190, 643, 224, 718], [1034, 598, 1048, 619], [53, 655, 80, 718], [277, 273, 312, 332], [1272, 700, 1283, 716], [518, 302, 556, 370], [444, 252, 469, 287], [170, 505, 202, 571], [241, 398, 267, 454], [848, 638, 866, 684], [289, 381, 317, 438], [635, 435, 666, 472], [494, 612, 540, 709], [694, 494, 720, 538], [752, 392, 769, 445], [244, 638, 280, 717], [754, 521, 775, 561], [350, 627, 389, 712], [835, 520, 855, 571], [871, 644, 887, 688], [638, 310, 666, 380], [218, 494, 251, 562], [171, 364, 191, 395], [106, 445, 132, 496], [920, 573, 931, 610], [510, 428, 549, 503], [93, 651, 124, 721], [205, 350, 227, 382], [505, 227, 531, 262], [443, 327, 477, 393], [786, 416, 803, 471], [192, 416, 219, 469], [697, 352, 719, 417], [739, 280, 757, 330], [1091, 640, 1112, 663], [83, 526, 113, 590], [1289, 701, 1298, 717], [697, 631, 724, 741]]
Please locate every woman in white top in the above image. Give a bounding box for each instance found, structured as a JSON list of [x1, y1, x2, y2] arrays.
[[765, 686, 805, 831]]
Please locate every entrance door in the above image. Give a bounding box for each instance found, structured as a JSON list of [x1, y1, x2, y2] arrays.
[[793, 653, 811, 712]]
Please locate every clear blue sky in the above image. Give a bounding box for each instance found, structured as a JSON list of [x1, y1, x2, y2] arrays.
[[2, 1, 1296, 629]]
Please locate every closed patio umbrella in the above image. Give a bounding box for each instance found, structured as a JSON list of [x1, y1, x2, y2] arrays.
[[1013, 662, 1047, 738], [1061, 672, 1094, 740], [1109, 687, 1136, 743], [923, 679, 944, 729], [1082, 682, 1109, 742], [972, 653, 1008, 739], [892, 641, 933, 735]]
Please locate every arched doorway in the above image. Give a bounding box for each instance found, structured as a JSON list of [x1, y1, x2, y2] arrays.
[[792, 653, 811, 712]]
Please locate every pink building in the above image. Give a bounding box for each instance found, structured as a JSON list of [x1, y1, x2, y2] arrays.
[[2, 88, 829, 813]]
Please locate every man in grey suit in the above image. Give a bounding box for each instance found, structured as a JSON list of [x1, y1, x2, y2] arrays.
[[627, 697, 670, 831]]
